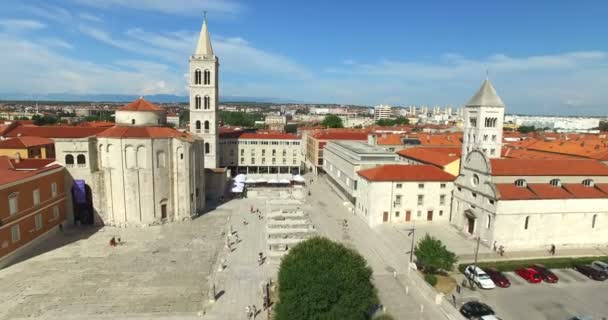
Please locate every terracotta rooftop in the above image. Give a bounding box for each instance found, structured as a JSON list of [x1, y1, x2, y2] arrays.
[[220, 131, 300, 140], [357, 164, 455, 182], [117, 98, 164, 112], [78, 121, 116, 128], [376, 134, 405, 145], [398, 147, 461, 167], [0, 156, 62, 186], [496, 182, 608, 200], [97, 126, 193, 140], [490, 159, 608, 176], [3, 125, 108, 138], [0, 136, 54, 148], [501, 148, 579, 160]]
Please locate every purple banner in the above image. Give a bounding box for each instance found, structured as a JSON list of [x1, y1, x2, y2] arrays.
[[73, 180, 87, 204]]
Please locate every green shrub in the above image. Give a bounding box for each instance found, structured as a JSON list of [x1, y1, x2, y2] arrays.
[[374, 314, 395, 320], [458, 256, 608, 273], [424, 274, 438, 286]]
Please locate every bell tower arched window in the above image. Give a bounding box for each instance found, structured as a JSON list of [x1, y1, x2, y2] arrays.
[[204, 70, 211, 85], [204, 96, 210, 109], [204, 121, 210, 132], [65, 154, 74, 167], [195, 121, 201, 132], [204, 143, 210, 154], [194, 69, 202, 85], [195, 95, 201, 109]]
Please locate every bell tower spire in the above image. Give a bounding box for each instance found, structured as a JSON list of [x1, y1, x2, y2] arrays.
[[189, 13, 219, 168]]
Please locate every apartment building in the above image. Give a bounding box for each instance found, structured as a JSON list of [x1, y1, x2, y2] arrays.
[[0, 157, 68, 267]]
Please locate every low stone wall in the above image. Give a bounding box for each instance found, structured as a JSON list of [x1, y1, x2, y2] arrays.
[[406, 265, 466, 320]]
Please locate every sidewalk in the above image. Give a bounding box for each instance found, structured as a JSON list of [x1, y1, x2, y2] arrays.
[[459, 245, 608, 263], [306, 175, 448, 320]]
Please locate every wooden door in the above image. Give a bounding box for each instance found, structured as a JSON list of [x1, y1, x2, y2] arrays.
[[383, 211, 389, 222], [161, 204, 167, 219], [427, 210, 433, 221], [405, 211, 411, 222]]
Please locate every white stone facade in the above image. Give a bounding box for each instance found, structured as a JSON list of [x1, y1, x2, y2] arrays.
[[461, 80, 504, 159], [355, 179, 453, 227]]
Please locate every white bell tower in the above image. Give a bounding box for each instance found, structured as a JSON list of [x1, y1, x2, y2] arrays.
[[461, 79, 505, 159], [189, 13, 219, 168]]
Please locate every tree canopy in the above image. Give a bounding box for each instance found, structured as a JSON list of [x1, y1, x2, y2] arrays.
[[32, 114, 58, 126], [375, 116, 409, 126], [414, 234, 458, 274], [219, 110, 263, 127], [517, 125, 536, 133], [275, 237, 378, 320], [321, 114, 344, 128]]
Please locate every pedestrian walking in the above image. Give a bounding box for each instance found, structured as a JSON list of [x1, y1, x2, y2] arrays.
[[550, 244, 556, 256], [258, 252, 264, 265], [498, 245, 505, 256], [234, 234, 240, 243], [109, 237, 117, 247], [456, 284, 461, 294], [461, 279, 467, 289], [252, 305, 257, 318], [452, 294, 456, 306], [492, 241, 497, 252], [245, 306, 251, 319]]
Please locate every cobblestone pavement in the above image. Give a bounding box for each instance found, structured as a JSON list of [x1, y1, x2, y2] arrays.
[[0, 212, 228, 320]]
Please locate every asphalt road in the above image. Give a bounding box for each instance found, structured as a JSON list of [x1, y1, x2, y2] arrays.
[[456, 268, 608, 320]]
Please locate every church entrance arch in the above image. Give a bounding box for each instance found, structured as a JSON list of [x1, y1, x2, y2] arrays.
[[464, 209, 476, 234], [160, 199, 168, 220], [72, 180, 94, 225]]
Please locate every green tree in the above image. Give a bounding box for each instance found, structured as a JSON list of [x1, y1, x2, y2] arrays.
[[275, 237, 378, 320], [321, 114, 344, 128], [599, 121, 608, 131], [32, 114, 58, 126], [285, 123, 299, 133], [517, 125, 536, 133], [219, 111, 264, 127], [376, 117, 409, 126], [414, 234, 458, 274]]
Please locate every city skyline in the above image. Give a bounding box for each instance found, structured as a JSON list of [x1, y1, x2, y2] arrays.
[[1, 0, 608, 115]]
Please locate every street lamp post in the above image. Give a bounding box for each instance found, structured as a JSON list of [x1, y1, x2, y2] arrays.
[[405, 221, 416, 267]]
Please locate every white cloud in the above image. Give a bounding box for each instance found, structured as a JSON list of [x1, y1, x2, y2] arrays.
[[0, 19, 46, 31], [79, 13, 102, 23], [70, 0, 242, 16], [20, 5, 72, 24], [40, 38, 74, 49]]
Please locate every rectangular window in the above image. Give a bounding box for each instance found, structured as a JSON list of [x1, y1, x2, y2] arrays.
[[487, 214, 492, 229], [395, 195, 402, 205], [9, 193, 18, 215], [440, 194, 446, 205], [240, 149, 244, 156], [35, 214, 43, 231], [282, 158, 286, 164], [53, 206, 59, 219], [262, 158, 266, 164], [251, 158, 255, 164], [396, 183, 402, 189], [292, 159, 297, 165], [439, 210, 443, 216], [11, 224, 20, 243], [272, 158, 276, 164], [417, 210, 422, 217], [417, 195, 424, 206], [51, 182, 58, 197], [272, 149, 276, 156], [395, 211, 400, 217], [440, 183, 446, 189], [418, 183, 424, 189], [262, 149, 266, 156], [33, 188, 40, 205], [240, 157, 245, 164], [492, 135, 497, 142]]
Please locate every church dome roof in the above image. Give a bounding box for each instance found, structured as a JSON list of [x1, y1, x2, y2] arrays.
[[466, 79, 505, 108], [117, 98, 164, 112]]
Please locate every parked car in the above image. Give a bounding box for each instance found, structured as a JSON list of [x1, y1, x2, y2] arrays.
[[480, 316, 503, 320], [530, 264, 559, 283], [591, 260, 608, 273], [515, 267, 542, 283], [459, 301, 495, 319], [464, 265, 496, 289], [483, 268, 511, 288], [575, 264, 608, 281]]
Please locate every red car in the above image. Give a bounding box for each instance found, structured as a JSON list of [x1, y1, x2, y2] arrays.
[[484, 267, 511, 288], [530, 264, 559, 283], [515, 267, 542, 283]]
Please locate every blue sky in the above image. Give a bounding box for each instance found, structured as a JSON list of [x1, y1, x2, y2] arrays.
[[0, 0, 607, 115]]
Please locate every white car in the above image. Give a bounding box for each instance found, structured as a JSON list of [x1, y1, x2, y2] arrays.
[[481, 316, 503, 320], [464, 265, 496, 289], [591, 261, 608, 273]]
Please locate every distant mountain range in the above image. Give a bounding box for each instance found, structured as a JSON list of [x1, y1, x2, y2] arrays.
[[0, 93, 300, 104]]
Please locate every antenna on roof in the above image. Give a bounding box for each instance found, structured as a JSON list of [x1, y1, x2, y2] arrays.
[[204, 10, 207, 22]]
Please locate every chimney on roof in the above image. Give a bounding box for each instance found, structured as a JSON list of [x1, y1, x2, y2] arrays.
[[427, 135, 430, 141], [17, 133, 22, 137], [13, 152, 21, 163]]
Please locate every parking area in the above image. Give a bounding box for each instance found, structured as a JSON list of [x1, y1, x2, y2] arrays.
[[455, 268, 608, 319]]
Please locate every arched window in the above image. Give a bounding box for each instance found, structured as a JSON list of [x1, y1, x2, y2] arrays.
[[194, 69, 202, 85], [125, 146, 136, 169], [524, 216, 530, 230], [65, 154, 74, 166], [131, 119, 135, 125], [487, 214, 491, 229], [550, 179, 561, 187], [583, 179, 594, 187], [204, 70, 211, 85], [195, 120, 201, 131], [515, 179, 527, 187], [136, 146, 146, 168], [592, 214, 598, 229], [204, 120, 210, 131], [204, 96, 210, 109], [195, 95, 201, 109], [205, 143, 210, 154], [76, 154, 86, 167]]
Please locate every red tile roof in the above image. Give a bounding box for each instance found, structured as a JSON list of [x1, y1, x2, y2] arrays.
[[501, 148, 579, 160], [310, 129, 368, 140], [96, 126, 193, 140], [376, 134, 405, 145], [10, 158, 55, 169], [117, 98, 164, 112], [0, 136, 54, 148], [527, 183, 574, 199], [4, 125, 107, 138], [398, 147, 461, 167], [0, 156, 62, 186], [562, 183, 608, 198], [490, 159, 608, 176], [357, 164, 455, 182], [78, 121, 116, 128], [495, 183, 542, 200]]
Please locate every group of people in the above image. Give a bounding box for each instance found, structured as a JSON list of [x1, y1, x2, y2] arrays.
[[245, 304, 258, 319], [492, 241, 505, 256], [109, 237, 122, 247]]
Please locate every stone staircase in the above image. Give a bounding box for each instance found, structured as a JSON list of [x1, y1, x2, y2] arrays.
[[265, 205, 316, 262]]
